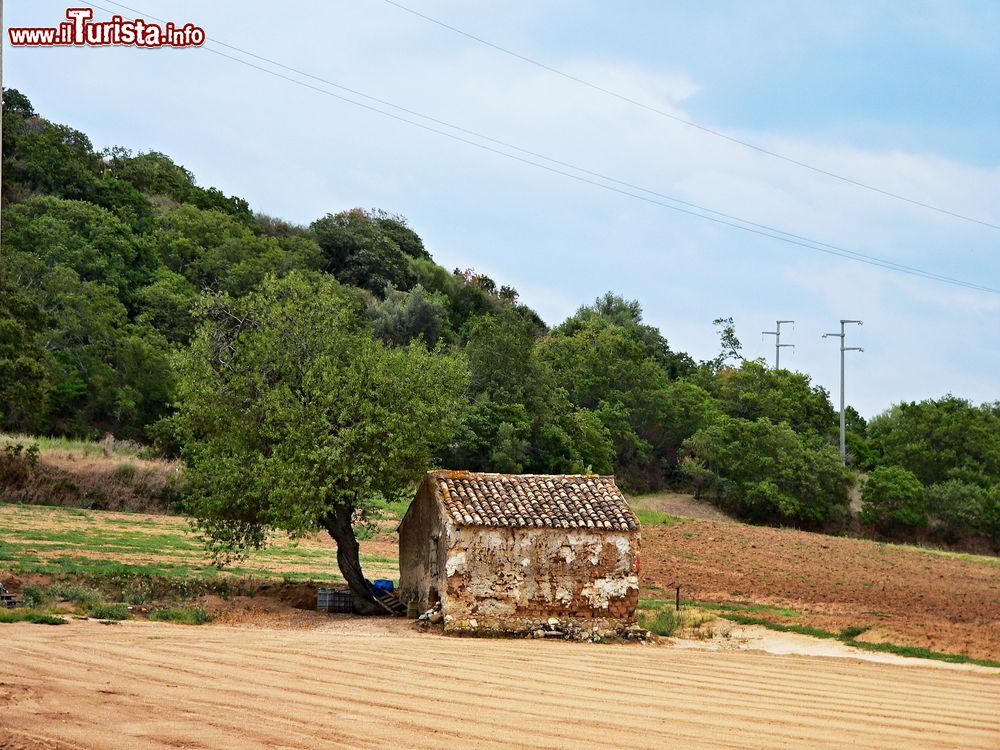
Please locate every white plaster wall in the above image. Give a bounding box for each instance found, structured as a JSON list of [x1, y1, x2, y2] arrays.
[[442, 525, 639, 621]]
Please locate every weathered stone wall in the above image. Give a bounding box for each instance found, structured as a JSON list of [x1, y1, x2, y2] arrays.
[[440, 525, 639, 633], [397, 482, 449, 611]]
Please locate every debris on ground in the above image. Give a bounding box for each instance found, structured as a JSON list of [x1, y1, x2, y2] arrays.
[[527, 618, 651, 642], [0, 582, 19, 608]]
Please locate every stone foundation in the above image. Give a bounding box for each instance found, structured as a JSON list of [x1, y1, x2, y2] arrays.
[[442, 614, 642, 641]]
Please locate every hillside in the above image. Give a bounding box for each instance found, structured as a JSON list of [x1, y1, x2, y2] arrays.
[[0, 433, 183, 513], [2, 85, 998, 552]]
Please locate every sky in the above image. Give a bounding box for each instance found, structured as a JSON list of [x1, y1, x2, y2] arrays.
[[5, 0, 1000, 417]]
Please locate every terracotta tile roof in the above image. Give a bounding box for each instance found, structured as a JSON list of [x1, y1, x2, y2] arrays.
[[428, 470, 639, 532]]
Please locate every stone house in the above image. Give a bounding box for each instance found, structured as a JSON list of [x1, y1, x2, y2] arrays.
[[397, 470, 640, 634]]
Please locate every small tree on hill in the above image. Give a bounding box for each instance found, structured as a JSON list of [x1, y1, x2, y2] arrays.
[[173, 273, 468, 613]]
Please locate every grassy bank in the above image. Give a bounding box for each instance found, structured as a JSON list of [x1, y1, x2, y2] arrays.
[[638, 597, 1000, 669]]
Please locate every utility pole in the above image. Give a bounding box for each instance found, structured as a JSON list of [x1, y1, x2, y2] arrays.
[[1, 0, 4, 268], [823, 320, 863, 465], [761, 320, 795, 369]]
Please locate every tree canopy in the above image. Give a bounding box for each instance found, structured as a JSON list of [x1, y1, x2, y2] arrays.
[[682, 415, 850, 528], [173, 273, 468, 609]]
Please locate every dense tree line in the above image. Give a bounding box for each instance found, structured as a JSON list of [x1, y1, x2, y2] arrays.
[[1, 89, 997, 554]]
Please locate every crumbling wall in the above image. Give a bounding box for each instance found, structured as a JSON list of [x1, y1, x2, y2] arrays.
[[441, 526, 639, 633], [397, 481, 449, 611]]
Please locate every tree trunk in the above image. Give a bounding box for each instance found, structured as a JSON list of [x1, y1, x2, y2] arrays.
[[319, 504, 385, 616]]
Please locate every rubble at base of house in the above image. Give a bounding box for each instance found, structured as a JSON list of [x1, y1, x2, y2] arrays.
[[417, 611, 650, 642]]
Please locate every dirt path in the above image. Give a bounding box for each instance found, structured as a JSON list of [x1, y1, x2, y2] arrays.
[[2, 621, 998, 749]]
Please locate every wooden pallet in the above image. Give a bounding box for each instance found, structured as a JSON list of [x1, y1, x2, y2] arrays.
[[372, 589, 407, 616]]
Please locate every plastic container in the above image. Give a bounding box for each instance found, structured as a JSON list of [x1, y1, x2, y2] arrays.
[[373, 579, 395, 593], [317, 587, 353, 613]]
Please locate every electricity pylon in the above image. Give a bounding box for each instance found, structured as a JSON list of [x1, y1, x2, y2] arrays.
[[823, 320, 863, 465], [761, 320, 795, 369]]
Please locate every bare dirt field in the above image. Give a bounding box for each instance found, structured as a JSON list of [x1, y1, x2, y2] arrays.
[[641, 517, 1000, 661], [2, 619, 998, 750]]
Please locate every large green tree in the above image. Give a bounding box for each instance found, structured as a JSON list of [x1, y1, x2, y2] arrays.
[[446, 309, 614, 475], [154, 204, 323, 297], [860, 466, 927, 532], [713, 360, 836, 436], [311, 208, 416, 294], [4, 194, 155, 299], [173, 273, 468, 612], [536, 294, 703, 488], [0, 278, 49, 431], [4, 249, 172, 437], [867, 397, 1000, 487], [681, 415, 850, 528]]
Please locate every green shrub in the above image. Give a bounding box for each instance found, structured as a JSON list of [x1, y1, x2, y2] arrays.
[[48, 584, 102, 608], [18, 583, 51, 608], [682, 416, 850, 528], [149, 606, 212, 625], [88, 602, 131, 620], [353, 524, 376, 541], [861, 466, 927, 530], [113, 462, 137, 483], [641, 608, 680, 636], [926, 480, 986, 538]]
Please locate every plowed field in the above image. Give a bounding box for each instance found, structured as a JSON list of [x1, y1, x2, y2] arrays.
[[2, 620, 998, 750], [640, 518, 1000, 661]]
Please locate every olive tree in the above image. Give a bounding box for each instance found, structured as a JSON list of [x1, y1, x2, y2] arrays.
[[173, 273, 468, 613]]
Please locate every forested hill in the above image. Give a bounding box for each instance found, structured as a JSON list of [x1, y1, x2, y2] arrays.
[[2, 88, 998, 545]]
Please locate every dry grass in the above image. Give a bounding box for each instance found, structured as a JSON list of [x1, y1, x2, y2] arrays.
[[0, 503, 400, 583], [0, 433, 185, 513]]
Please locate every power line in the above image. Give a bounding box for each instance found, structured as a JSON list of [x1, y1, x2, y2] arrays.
[[380, 0, 1000, 233], [82, 1, 1000, 295], [81, 6, 995, 292]]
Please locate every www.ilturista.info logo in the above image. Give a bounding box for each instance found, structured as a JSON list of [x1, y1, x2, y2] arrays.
[[8, 7, 205, 48]]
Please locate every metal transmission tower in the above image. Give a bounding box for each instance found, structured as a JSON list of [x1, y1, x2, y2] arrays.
[[823, 320, 864, 465], [761, 320, 795, 369]]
